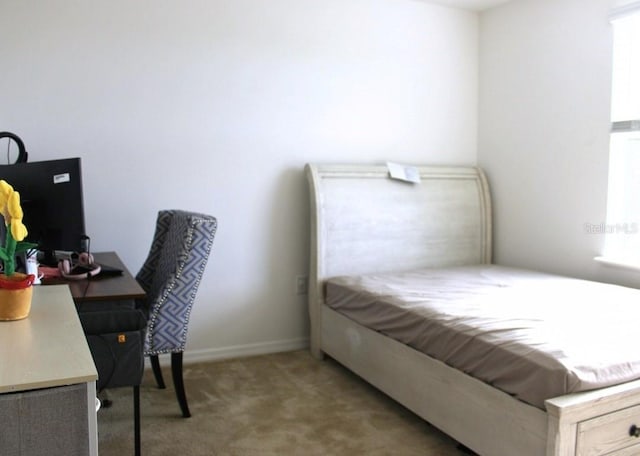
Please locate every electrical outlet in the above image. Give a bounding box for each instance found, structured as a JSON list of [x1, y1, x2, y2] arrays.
[[296, 275, 308, 295]]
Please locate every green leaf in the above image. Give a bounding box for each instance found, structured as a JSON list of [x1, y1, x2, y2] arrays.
[[14, 243, 38, 254]]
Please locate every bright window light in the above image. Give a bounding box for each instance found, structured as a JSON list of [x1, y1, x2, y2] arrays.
[[603, 11, 640, 263]]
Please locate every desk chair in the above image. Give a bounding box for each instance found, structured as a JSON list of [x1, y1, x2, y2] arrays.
[[79, 308, 147, 456], [136, 210, 217, 418]]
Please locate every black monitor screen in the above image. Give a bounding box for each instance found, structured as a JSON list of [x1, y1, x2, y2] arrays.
[[0, 158, 86, 263]]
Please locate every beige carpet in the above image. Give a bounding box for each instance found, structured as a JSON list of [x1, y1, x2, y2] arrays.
[[97, 350, 471, 455]]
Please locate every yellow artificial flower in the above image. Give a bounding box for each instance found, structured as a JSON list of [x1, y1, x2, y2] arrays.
[[0, 183, 28, 239], [10, 219, 28, 242], [0, 180, 12, 220], [7, 190, 24, 221], [0, 179, 35, 277], [0, 180, 13, 198]]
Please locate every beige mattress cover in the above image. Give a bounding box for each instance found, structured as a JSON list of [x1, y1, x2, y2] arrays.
[[325, 265, 640, 409]]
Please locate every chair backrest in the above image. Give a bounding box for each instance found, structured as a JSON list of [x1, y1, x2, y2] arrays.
[[137, 210, 218, 355]]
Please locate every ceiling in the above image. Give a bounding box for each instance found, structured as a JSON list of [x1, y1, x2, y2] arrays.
[[426, 0, 514, 11]]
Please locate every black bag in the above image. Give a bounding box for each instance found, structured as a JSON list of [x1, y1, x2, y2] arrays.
[[79, 309, 147, 391]]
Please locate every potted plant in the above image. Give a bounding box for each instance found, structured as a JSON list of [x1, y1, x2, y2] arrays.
[[0, 180, 37, 320]]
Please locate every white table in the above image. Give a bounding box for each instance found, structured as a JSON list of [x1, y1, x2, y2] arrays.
[[0, 285, 98, 456]]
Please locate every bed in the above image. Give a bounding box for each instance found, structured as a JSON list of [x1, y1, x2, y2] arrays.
[[305, 163, 640, 456]]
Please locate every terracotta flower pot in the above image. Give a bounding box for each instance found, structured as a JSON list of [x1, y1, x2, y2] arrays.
[[0, 273, 35, 321]]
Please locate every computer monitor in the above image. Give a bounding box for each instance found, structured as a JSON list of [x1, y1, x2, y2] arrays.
[[0, 158, 86, 265]]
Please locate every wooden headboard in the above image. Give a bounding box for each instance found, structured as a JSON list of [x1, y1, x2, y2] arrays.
[[305, 163, 492, 354]]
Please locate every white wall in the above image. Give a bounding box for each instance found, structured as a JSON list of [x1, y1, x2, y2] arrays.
[[0, 0, 479, 360], [477, 0, 638, 285]]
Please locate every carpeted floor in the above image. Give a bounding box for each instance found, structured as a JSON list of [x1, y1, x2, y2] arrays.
[[97, 350, 470, 455]]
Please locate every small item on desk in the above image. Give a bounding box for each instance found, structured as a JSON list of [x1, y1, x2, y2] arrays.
[[25, 250, 43, 285], [59, 255, 101, 280], [40, 263, 123, 281], [99, 264, 123, 277], [70, 265, 98, 276], [40, 265, 62, 280]]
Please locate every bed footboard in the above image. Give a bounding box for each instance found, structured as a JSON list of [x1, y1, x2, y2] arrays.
[[322, 305, 547, 456], [546, 379, 640, 455]]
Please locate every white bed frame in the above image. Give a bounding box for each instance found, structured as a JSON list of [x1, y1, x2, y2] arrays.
[[305, 163, 640, 456]]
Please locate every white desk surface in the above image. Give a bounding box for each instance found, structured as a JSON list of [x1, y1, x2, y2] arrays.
[[0, 285, 98, 393]]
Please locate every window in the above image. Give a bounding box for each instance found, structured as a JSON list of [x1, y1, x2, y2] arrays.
[[602, 7, 640, 264]]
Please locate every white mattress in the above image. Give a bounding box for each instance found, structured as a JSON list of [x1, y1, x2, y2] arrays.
[[325, 265, 640, 409]]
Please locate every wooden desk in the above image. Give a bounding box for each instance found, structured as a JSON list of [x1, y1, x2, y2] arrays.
[[43, 251, 146, 303], [0, 285, 98, 455]]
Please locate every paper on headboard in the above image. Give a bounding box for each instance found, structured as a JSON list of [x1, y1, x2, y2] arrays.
[[387, 162, 421, 184]]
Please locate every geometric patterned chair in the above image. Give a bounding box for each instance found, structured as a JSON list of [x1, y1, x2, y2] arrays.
[[135, 210, 217, 418]]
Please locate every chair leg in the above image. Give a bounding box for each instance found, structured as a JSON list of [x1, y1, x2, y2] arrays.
[[100, 389, 113, 408], [150, 355, 166, 389], [171, 352, 191, 418], [134, 385, 141, 456]]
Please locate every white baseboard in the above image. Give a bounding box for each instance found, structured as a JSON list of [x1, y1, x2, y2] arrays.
[[150, 337, 310, 366]]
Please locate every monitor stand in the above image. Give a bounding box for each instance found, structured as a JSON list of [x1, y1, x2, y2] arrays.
[[39, 250, 62, 268]]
